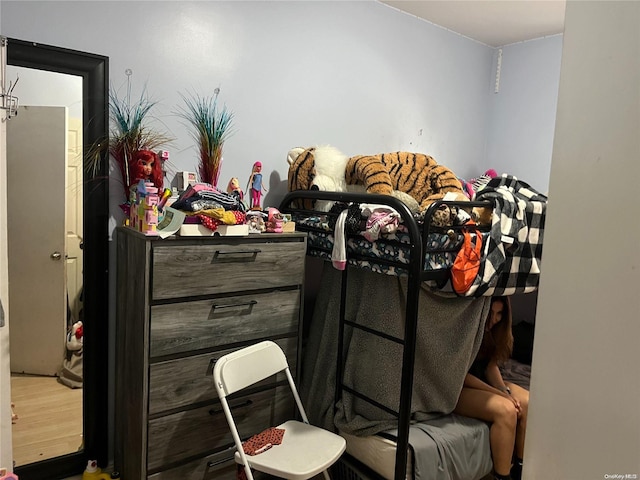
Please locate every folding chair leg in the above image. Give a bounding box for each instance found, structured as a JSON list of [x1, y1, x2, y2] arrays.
[[241, 463, 254, 480]]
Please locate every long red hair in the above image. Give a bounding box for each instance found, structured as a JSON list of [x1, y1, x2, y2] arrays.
[[129, 150, 163, 189], [478, 296, 514, 366]]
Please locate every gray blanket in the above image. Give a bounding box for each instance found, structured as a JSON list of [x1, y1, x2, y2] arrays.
[[301, 265, 490, 436], [386, 415, 493, 480]]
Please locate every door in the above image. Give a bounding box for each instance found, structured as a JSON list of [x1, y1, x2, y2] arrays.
[[66, 117, 83, 323], [7, 105, 67, 376]]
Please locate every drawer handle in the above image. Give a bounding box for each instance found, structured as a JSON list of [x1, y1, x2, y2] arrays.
[[207, 457, 234, 468], [213, 249, 262, 261], [209, 300, 257, 320], [209, 399, 253, 416], [206, 446, 236, 468], [211, 300, 257, 311]]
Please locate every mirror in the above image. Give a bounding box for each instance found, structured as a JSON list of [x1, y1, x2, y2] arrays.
[[6, 38, 108, 479], [7, 66, 84, 467]]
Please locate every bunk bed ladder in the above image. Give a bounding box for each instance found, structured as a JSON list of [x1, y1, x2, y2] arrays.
[[328, 197, 423, 480], [279, 191, 427, 480]]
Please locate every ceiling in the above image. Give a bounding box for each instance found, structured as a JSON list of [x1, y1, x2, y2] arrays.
[[380, 0, 566, 47]]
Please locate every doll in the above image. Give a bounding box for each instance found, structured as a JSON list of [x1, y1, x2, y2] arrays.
[[226, 177, 244, 203], [246, 161, 268, 210], [129, 149, 163, 190]]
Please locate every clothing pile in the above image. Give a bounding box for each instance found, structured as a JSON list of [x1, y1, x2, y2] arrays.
[[327, 202, 402, 271], [171, 183, 246, 232]]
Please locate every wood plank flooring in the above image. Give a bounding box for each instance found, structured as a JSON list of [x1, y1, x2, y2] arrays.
[[10, 374, 83, 467]]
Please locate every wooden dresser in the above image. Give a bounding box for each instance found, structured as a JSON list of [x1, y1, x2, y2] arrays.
[[114, 227, 307, 479]]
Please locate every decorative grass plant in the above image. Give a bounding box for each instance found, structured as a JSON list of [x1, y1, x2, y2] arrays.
[[109, 83, 173, 200], [176, 88, 234, 187]]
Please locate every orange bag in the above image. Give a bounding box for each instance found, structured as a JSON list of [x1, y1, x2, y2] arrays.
[[451, 229, 483, 294]]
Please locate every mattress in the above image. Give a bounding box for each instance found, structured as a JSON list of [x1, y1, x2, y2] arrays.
[[341, 415, 493, 480], [341, 430, 412, 480]]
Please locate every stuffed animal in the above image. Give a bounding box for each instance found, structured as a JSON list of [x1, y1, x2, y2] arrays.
[[471, 169, 498, 194], [457, 168, 499, 226], [287, 145, 355, 211], [66, 321, 83, 351], [287, 145, 465, 213], [472, 204, 493, 226]]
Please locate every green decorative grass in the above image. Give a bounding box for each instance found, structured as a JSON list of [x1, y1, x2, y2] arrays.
[[176, 90, 234, 187], [108, 85, 173, 199]]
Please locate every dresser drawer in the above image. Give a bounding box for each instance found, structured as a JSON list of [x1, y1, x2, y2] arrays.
[[147, 385, 294, 472], [147, 447, 272, 480], [150, 289, 300, 357], [149, 337, 298, 415], [152, 240, 306, 300], [147, 447, 236, 480]]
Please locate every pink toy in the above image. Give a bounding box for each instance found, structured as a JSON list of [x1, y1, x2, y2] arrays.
[[462, 169, 499, 199], [266, 207, 284, 233], [246, 161, 267, 210], [129, 181, 160, 235], [0, 468, 18, 480]]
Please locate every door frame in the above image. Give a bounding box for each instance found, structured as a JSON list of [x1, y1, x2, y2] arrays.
[[7, 38, 109, 479]]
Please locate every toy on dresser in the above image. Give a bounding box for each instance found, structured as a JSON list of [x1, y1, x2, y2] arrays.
[[129, 150, 164, 191], [125, 149, 174, 235], [246, 161, 268, 210], [129, 180, 160, 235]]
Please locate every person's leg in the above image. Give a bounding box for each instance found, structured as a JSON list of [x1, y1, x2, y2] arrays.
[[507, 382, 529, 457], [455, 387, 518, 477], [506, 382, 529, 480]]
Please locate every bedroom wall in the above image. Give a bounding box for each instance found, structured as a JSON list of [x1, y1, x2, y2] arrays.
[[0, 0, 496, 464], [525, 1, 640, 478], [1, 0, 495, 216], [486, 35, 563, 194], [0, 0, 567, 471], [0, 0, 565, 223]]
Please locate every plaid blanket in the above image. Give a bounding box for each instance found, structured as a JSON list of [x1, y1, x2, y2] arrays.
[[465, 175, 547, 297]]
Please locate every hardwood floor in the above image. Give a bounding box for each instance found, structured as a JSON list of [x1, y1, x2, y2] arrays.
[[10, 374, 83, 467]]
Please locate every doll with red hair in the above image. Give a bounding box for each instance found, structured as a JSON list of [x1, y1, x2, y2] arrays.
[[129, 150, 164, 190]]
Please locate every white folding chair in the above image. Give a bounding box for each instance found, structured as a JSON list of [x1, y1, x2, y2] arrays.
[[213, 340, 346, 480]]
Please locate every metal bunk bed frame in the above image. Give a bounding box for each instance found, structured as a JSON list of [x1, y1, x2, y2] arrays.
[[280, 190, 491, 480]]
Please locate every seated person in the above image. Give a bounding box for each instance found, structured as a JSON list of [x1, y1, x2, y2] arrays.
[[455, 296, 529, 480]]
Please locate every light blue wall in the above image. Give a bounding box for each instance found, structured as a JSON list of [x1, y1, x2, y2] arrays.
[[486, 35, 563, 193], [0, 0, 565, 467], [1, 0, 495, 212], [1, 0, 564, 199]]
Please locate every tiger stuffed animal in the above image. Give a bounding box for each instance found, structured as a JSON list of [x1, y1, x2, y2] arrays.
[[287, 145, 465, 213]]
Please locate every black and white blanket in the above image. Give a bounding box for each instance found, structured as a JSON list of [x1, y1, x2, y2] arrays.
[[466, 175, 547, 297]]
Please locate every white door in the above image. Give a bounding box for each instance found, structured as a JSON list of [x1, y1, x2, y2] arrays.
[[66, 117, 83, 323], [7, 106, 67, 376]]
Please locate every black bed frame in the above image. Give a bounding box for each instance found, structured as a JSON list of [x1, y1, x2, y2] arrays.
[[280, 190, 491, 480]]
